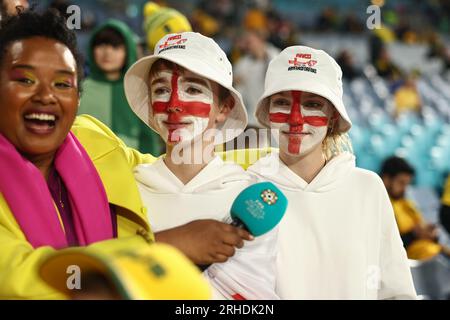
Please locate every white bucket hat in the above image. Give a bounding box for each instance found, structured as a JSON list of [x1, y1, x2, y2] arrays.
[[255, 45, 352, 133], [124, 32, 248, 144]]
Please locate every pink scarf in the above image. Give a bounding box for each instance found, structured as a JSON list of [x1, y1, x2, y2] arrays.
[[0, 132, 113, 249]]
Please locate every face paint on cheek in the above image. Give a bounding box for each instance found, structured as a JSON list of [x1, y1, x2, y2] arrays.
[[151, 68, 212, 143]]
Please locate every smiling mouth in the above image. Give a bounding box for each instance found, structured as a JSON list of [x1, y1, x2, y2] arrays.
[[282, 131, 310, 135], [23, 112, 59, 134], [163, 121, 191, 130]]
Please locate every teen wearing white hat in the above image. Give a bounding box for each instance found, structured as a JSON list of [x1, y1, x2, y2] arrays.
[[248, 46, 417, 299], [124, 32, 278, 299]]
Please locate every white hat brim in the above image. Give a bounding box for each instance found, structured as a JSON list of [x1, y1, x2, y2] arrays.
[[255, 73, 352, 133], [124, 54, 248, 144]]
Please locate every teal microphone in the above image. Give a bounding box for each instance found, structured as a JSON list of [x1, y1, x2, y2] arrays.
[[230, 182, 287, 236], [198, 182, 287, 271]]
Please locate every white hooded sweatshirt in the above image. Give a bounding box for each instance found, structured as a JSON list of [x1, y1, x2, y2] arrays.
[[247, 152, 417, 299], [134, 156, 279, 299]]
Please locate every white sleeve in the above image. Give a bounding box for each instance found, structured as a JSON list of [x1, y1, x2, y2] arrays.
[[203, 227, 280, 300], [378, 184, 417, 300]]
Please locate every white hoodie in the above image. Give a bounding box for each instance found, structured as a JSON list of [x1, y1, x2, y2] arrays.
[[248, 152, 417, 299], [134, 156, 279, 299]]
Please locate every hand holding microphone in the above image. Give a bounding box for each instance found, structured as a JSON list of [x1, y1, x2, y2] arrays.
[[197, 182, 287, 270], [155, 182, 287, 266]]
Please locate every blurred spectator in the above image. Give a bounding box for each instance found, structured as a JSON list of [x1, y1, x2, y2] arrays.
[[191, 8, 219, 38], [336, 50, 361, 81], [373, 46, 402, 81], [266, 9, 297, 49], [393, 72, 422, 117], [426, 31, 450, 74], [340, 12, 364, 33], [143, 1, 192, 53], [380, 156, 450, 261], [0, 0, 28, 20], [244, 7, 267, 31], [395, 20, 418, 44], [369, 24, 396, 65], [78, 19, 163, 155], [197, 0, 237, 28], [316, 6, 338, 32], [234, 28, 280, 127], [48, 0, 71, 18], [440, 175, 450, 236]]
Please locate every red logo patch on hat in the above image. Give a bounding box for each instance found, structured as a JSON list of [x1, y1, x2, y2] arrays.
[[288, 53, 317, 73], [158, 34, 188, 53]]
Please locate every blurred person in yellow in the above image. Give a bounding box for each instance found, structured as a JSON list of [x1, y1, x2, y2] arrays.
[[380, 156, 450, 260], [393, 72, 422, 117], [40, 243, 211, 300], [440, 175, 450, 236], [143, 1, 192, 53]]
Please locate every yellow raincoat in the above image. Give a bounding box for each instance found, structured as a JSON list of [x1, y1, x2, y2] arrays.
[[391, 198, 441, 261]]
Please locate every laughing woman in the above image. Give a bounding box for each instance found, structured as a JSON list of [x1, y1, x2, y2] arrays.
[[0, 10, 161, 299], [247, 46, 417, 299]]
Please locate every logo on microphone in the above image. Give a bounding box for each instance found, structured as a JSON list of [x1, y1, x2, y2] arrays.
[[261, 189, 278, 205], [244, 199, 265, 220]]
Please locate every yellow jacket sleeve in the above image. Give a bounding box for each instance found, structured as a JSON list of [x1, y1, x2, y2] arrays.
[[442, 175, 450, 206], [72, 115, 157, 168]]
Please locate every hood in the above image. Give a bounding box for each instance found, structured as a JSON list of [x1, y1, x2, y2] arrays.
[[248, 152, 356, 193], [134, 156, 252, 194], [87, 19, 138, 82]]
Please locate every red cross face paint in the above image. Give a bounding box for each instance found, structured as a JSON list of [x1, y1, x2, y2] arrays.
[[150, 67, 213, 144], [269, 91, 332, 156]]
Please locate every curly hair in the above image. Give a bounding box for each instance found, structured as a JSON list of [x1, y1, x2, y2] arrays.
[[0, 8, 84, 90]]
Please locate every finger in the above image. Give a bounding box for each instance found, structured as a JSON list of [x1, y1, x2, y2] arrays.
[[223, 224, 254, 241], [213, 253, 229, 263], [236, 227, 254, 241], [221, 232, 243, 247], [235, 239, 245, 249], [217, 244, 236, 257]]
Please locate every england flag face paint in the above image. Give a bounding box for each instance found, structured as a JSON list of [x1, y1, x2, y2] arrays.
[[269, 90, 332, 156], [150, 67, 214, 145]]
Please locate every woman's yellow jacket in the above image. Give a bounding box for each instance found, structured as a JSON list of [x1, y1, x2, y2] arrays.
[[0, 115, 157, 299]]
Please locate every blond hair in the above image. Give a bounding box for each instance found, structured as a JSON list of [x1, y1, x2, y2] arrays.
[[322, 118, 354, 161]]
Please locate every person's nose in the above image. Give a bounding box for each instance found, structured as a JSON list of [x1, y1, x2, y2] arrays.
[[166, 105, 182, 113], [288, 103, 304, 126], [167, 90, 183, 113], [32, 82, 57, 105]]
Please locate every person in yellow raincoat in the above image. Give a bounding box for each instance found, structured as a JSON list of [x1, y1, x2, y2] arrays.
[[439, 175, 450, 236], [380, 156, 450, 260]]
